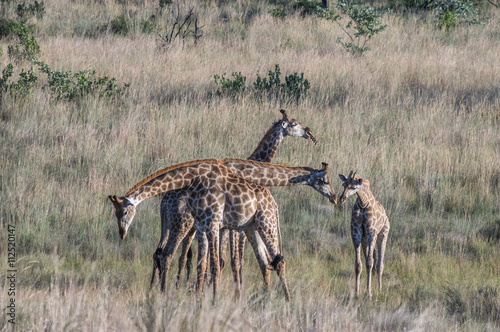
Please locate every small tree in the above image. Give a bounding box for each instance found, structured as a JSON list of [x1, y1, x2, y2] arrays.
[[317, 2, 387, 56]]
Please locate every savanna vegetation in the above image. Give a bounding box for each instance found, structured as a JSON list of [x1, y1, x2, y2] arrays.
[[0, 0, 499, 330]]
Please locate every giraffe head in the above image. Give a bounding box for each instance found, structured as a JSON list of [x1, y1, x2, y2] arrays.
[[109, 195, 136, 239], [338, 171, 365, 204], [289, 163, 337, 204], [277, 109, 317, 144]]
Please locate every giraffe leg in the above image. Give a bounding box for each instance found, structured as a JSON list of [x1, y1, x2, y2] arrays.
[[149, 249, 160, 290], [176, 226, 196, 288], [244, 224, 271, 293], [196, 231, 208, 299], [352, 227, 363, 296], [376, 222, 390, 292], [365, 234, 376, 298], [149, 227, 170, 290], [208, 224, 221, 300], [255, 219, 290, 301], [219, 228, 230, 271], [238, 231, 247, 290], [159, 225, 191, 293], [229, 230, 241, 299]]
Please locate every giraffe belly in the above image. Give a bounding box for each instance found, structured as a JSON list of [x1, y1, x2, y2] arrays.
[[223, 197, 258, 230]]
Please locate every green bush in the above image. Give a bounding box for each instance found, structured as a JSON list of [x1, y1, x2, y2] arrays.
[[0, 63, 38, 98], [214, 72, 246, 97], [253, 64, 310, 103], [433, 0, 481, 30], [16, 1, 45, 21], [0, 19, 24, 39], [7, 24, 40, 63], [35, 61, 129, 100]]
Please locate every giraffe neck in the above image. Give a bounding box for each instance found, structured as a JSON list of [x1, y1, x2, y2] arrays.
[[356, 183, 376, 209], [222, 158, 313, 186], [247, 123, 283, 162], [125, 159, 219, 206]]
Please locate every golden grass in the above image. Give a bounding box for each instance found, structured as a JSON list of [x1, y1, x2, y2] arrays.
[[1, 0, 499, 330]]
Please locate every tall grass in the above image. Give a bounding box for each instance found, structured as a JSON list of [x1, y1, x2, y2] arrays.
[[1, 0, 499, 330]]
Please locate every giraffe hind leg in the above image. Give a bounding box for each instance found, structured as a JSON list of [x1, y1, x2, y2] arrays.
[[376, 224, 390, 292], [149, 248, 161, 290]]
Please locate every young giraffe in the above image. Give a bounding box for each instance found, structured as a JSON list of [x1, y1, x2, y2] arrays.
[[160, 110, 316, 287], [109, 159, 290, 300], [338, 171, 390, 297], [154, 158, 337, 297]]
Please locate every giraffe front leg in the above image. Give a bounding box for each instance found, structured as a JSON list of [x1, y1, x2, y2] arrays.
[[176, 226, 196, 288], [159, 225, 192, 293], [352, 229, 363, 296], [365, 235, 377, 298], [149, 248, 160, 290]]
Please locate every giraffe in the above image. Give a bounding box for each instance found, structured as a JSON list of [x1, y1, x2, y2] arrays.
[[338, 171, 390, 297], [151, 158, 337, 297], [109, 159, 290, 300], [160, 109, 316, 288]]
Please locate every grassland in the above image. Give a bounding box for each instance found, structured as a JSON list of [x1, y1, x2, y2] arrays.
[[0, 0, 499, 330]]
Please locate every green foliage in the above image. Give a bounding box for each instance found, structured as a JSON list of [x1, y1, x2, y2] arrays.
[[159, 0, 172, 9], [110, 13, 131, 35], [0, 19, 24, 38], [35, 61, 129, 100], [269, 0, 323, 18], [141, 18, 158, 34], [214, 72, 246, 97], [328, 2, 387, 56], [7, 23, 40, 63], [16, 1, 45, 21], [433, 0, 481, 30], [439, 10, 457, 30], [212, 65, 310, 103], [253, 64, 310, 103], [0, 63, 38, 98], [0, 64, 14, 95], [269, 6, 288, 18], [294, 0, 323, 17]]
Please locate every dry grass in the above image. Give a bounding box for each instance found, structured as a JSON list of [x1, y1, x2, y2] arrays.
[[1, 0, 499, 330]]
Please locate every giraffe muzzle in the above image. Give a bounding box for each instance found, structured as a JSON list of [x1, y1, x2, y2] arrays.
[[304, 128, 317, 145]]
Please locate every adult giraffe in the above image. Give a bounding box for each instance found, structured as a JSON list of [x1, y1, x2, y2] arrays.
[[109, 159, 292, 300], [162, 110, 317, 287], [152, 159, 337, 297]]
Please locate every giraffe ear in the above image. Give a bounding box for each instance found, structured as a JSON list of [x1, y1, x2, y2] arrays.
[[356, 178, 363, 185], [339, 174, 347, 182], [280, 109, 289, 121]]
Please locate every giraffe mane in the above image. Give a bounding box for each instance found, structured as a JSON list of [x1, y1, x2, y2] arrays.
[[125, 158, 220, 196], [353, 174, 370, 186], [248, 122, 281, 158], [223, 157, 316, 172]]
